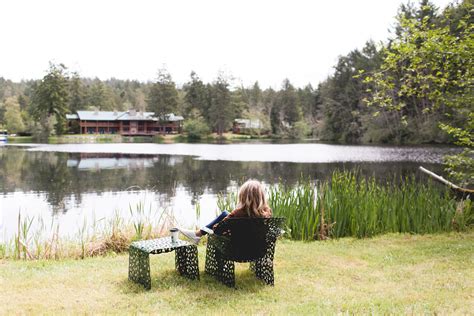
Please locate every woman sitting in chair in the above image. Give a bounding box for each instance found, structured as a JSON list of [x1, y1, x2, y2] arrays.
[[179, 179, 272, 244]]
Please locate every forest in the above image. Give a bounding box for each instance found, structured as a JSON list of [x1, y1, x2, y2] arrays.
[[0, 0, 471, 150]]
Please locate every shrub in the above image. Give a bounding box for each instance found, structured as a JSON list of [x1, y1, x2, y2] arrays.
[[184, 118, 210, 140], [288, 120, 311, 139]]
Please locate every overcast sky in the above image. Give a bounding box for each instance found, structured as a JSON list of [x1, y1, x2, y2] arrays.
[[0, 0, 453, 89]]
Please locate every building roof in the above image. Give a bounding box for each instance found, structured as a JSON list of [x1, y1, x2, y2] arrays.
[[116, 111, 155, 121], [234, 118, 263, 129], [71, 111, 184, 122]]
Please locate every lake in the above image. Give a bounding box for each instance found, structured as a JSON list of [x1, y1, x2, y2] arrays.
[[0, 143, 458, 241]]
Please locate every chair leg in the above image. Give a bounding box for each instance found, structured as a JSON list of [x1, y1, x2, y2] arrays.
[[175, 245, 200, 280], [205, 243, 235, 287], [218, 259, 235, 287], [128, 246, 151, 290], [249, 261, 255, 272], [254, 255, 274, 286]]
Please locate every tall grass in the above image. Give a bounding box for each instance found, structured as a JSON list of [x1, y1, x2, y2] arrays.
[[0, 201, 175, 260], [1, 171, 471, 260], [270, 171, 472, 240], [268, 181, 319, 240], [217, 191, 237, 212]]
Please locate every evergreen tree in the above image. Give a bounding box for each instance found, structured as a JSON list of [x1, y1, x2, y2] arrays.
[[319, 41, 383, 143], [88, 80, 106, 110], [32, 63, 69, 135], [148, 68, 178, 120], [68, 72, 85, 112], [231, 87, 248, 119], [278, 79, 301, 127], [250, 81, 262, 107], [88, 79, 116, 111], [184, 71, 208, 119], [209, 73, 233, 135]]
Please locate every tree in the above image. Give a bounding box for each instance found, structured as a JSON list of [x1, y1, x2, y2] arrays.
[[270, 101, 282, 135], [88, 79, 115, 111], [68, 72, 85, 112], [279, 79, 301, 126], [209, 73, 233, 135], [230, 87, 248, 119], [365, 0, 473, 184], [4, 97, 25, 133], [318, 41, 383, 143], [148, 68, 178, 120], [33, 63, 69, 136], [249, 81, 262, 107], [184, 71, 209, 120]]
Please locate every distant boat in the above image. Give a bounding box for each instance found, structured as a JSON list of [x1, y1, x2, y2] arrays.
[[0, 130, 7, 142]]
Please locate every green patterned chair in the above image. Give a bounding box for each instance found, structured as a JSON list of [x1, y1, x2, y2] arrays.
[[204, 217, 285, 287]]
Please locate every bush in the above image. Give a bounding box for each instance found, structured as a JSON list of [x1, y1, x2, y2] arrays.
[[184, 118, 210, 140], [288, 120, 311, 139]]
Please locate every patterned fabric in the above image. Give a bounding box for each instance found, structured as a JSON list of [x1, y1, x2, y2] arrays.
[[128, 237, 199, 290], [205, 217, 285, 287]]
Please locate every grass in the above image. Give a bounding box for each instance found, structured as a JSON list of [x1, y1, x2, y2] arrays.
[[0, 232, 472, 314], [7, 132, 273, 144], [49, 134, 123, 144], [269, 171, 473, 240], [6, 136, 34, 143]]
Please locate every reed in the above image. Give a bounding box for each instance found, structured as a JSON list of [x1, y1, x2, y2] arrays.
[[268, 180, 319, 240], [271, 171, 472, 240], [2, 172, 471, 260], [1, 201, 175, 260], [217, 191, 237, 212]]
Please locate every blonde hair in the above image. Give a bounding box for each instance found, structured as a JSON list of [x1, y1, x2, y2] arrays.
[[234, 179, 271, 217]]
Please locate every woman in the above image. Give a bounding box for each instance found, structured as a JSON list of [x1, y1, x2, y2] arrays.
[[179, 179, 272, 244]]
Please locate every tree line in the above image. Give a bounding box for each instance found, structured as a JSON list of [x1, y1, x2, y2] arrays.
[[0, 66, 320, 139], [0, 0, 471, 150]]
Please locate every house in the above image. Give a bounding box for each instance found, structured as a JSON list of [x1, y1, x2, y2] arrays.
[[66, 110, 184, 135], [232, 118, 263, 134]]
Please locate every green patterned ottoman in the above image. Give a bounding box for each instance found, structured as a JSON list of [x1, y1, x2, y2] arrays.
[[128, 237, 199, 290]]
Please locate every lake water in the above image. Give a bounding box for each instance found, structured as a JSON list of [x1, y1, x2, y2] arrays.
[[0, 143, 458, 241]]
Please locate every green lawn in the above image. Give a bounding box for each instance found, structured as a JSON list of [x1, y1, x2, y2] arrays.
[[1, 232, 473, 314]]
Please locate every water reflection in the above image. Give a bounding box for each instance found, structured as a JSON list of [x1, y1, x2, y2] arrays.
[[1, 147, 445, 208], [0, 146, 447, 239]]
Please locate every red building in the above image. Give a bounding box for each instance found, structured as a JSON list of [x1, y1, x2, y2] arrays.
[[66, 110, 184, 135]]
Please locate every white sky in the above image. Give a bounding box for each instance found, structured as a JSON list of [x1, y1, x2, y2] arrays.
[[0, 0, 453, 89]]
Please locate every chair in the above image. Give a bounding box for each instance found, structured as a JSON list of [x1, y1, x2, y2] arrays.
[[204, 217, 285, 287]]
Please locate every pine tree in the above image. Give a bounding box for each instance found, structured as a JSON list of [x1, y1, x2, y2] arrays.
[[68, 72, 84, 112], [33, 63, 69, 136], [209, 73, 233, 135], [148, 68, 178, 120]]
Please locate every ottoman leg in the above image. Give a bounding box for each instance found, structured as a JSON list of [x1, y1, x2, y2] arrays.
[[129, 246, 152, 290], [175, 245, 200, 280]]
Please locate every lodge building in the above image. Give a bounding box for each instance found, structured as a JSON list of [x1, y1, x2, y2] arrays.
[[66, 110, 184, 136]]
